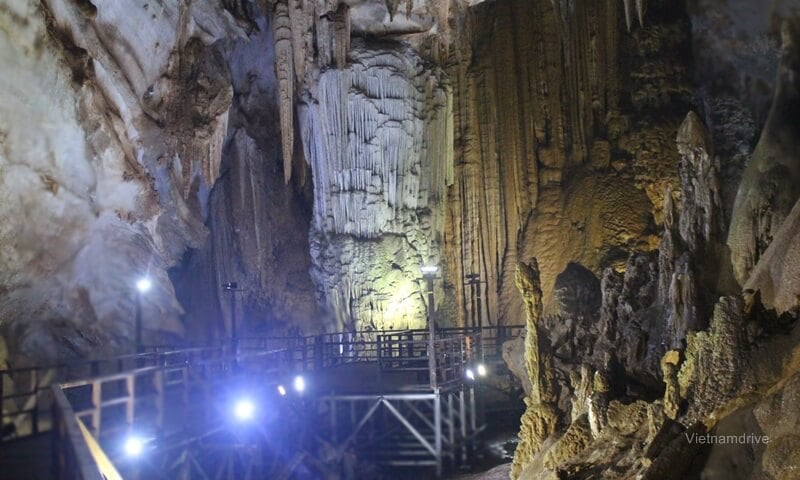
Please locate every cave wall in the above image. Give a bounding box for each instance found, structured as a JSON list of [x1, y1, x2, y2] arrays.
[[172, 12, 321, 341], [0, 0, 244, 362], [506, 3, 800, 478], [443, 0, 691, 327]]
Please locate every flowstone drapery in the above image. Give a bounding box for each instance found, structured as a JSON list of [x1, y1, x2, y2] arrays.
[[300, 43, 453, 331]]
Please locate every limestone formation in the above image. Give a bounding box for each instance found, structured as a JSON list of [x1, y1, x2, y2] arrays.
[[0, 0, 242, 361], [661, 350, 682, 419], [728, 20, 800, 287], [443, 0, 689, 331], [753, 372, 800, 480], [4, 2, 800, 479], [511, 260, 559, 479], [506, 16, 800, 478], [745, 198, 800, 314], [660, 112, 727, 348], [300, 42, 453, 330], [678, 296, 753, 425], [273, 0, 295, 184]]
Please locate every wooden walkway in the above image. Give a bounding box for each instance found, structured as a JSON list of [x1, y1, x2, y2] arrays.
[[0, 325, 523, 479]]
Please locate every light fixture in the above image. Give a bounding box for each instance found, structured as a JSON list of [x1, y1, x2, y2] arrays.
[[465, 368, 475, 381], [136, 278, 152, 293], [277, 385, 287, 396], [477, 363, 487, 377], [233, 398, 255, 421], [293, 375, 306, 393], [124, 436, 144, 457], [420, 265, 439, 275]]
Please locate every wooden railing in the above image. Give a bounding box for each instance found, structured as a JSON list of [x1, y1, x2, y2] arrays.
[[2, 325, 525, 442], [51, 385, 111, 480]]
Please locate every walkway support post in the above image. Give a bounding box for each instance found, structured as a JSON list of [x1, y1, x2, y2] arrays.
[[422, 266, 438, 390], [434, 388, 442, 478]]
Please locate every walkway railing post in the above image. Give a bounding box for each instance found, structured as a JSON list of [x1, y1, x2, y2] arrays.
[[32, 369, 39, 434], [302, 336, 308, 371], [377, 335, 383, 370], [434, 388, 442, 478], [315, 335, 324, 370]]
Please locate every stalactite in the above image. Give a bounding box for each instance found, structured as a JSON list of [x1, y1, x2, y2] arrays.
[[273, 0, 294, 184], [287, 0, 310, 84], [622, 0, 645, 31], [636, 0, 646, 27], [438, 0, 450, 58], [332, 3, 350, 69], [386, 0, 399, 21]]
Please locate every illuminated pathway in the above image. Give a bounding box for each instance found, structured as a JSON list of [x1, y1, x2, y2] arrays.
[[0, 326, 522, 479]]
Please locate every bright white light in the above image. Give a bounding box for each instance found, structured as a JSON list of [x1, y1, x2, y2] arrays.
[[277, 385, 287, 396], [465, 368, 475, 381], [136, 278, 152, 293], [233, 398, 255, 421], [124, 436, 144, 457], [293, 375, 306, 393], [420, 265, 439, 275], [477, 364, 487, 377]]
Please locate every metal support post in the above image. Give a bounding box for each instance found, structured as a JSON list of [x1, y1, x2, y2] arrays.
[[134, 294, 143, 353], [459, 389, 467, 465], [447, 393, 455, 462], [426, 275, 437, 390], [434, 388, 442, 478]]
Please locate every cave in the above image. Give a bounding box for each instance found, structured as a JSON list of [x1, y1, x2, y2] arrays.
[[1, 0, 800, 479]]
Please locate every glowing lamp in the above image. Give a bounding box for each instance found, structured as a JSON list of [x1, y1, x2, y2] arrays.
[[124, 436, 144, 457], [136, 278, 152, 293], [233, 398, 255, 421], [293, 375, 306, 393]]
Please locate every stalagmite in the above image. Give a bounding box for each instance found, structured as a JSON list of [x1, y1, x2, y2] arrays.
[[511, 259, 560, 479], [273, 0, 295, 183]]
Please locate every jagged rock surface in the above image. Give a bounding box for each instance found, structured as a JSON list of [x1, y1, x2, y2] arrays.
[[659, 111, 729, 349], [511, 260, 559, 479], [677, 295, 756, 425], [509, 14, 800, 479], [0, 0, 243, 361]]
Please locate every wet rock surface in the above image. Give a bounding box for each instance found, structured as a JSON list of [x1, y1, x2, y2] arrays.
[[4, 1, 800, 479]]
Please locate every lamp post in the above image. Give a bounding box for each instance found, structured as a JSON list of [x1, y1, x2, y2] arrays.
[[134, 278, 152, 353], [421, 265, 439, 389]]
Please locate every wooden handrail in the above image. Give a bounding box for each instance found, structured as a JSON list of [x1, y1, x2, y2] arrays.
[[2, 325, 525, 441], [51, 386, 107, 480]]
